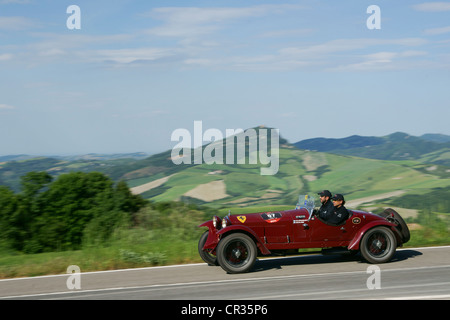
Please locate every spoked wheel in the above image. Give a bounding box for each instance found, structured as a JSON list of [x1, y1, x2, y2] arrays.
[[360, 227, 397, 264], [198, 231, 218, 266], [217, 233, 257, 274]]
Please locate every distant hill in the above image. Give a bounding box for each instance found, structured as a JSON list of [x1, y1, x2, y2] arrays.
[[420, 134, 450, 143], [1, 131, 450, 211], [294, 132, 450, 166], [0, 153, 150, 192], [0, 155, 37, 162], [293, 135, 384, 152], [109, 130, 450, 209], [0, 152, 149, 162]]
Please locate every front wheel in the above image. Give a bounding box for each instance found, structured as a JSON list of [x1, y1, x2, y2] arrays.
[[216, 233, 257, 274], [360, 227, 397, 264], [198, 231, 218, 266]]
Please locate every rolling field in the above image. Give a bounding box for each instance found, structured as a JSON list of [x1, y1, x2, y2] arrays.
[[126, 146, 450, 211]]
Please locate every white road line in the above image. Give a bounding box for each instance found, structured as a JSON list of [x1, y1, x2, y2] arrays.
[[0, 262, 206, 282], [245, 281, 450, 300], [387, 294, 450, 300]]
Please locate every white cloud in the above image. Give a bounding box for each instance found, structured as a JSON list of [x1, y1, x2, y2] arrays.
[[93, 48, 176, 64], [145, 4, 304, 38], [0, 104, 15, 110], [0, 16, 35, 30], [183, 37, 428, 72], [329, 50, 429, 72], [279, 38, 427, 58], [0, 53, 13, 61], [260, 29, 315, 38], [0, 0, 31, 4], [184, 38, 430, 72], [424, 26, 450, 35], [413, 2, 450, 12], [21, 33, 135, 64]]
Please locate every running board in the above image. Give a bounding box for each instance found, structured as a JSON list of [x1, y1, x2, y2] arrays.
[[321, 247, 353, 255]]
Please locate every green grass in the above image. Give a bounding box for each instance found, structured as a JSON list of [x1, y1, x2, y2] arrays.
[[0, 228, 205, 279]]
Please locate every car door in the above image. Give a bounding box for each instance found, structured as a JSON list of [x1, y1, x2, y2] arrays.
[[292, 210, 310, 242], [308, 216, 350, 244], [262, 212, 293, 244]]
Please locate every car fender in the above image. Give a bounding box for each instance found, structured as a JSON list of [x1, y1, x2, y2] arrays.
[[348, 220, 398, 251], [198, 220, 214, 229], [218, 225, 271, 255], [198, 221, 221, 251]]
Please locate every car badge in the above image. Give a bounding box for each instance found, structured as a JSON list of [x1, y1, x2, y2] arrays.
[[352, 217, 361, 224], [237, 216, 247, 223]]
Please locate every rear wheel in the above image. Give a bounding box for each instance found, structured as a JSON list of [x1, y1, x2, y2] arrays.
[[217, 233, 257, 274], [360, 227, 397, 264], [198, 231, 217, 266]]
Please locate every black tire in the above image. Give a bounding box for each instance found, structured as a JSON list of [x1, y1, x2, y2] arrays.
[[198, 231, 218, 266], [216, 233, 257, 274], [360, 227, 397, 264], [382, 208, 410, 243]]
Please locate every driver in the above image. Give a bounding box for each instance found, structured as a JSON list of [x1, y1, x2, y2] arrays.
[[317, 190, 334, 220]]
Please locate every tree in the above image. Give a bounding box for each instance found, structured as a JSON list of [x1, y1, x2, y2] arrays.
[[39, 172, 114, 250], [20, 171, 52, 200], [0, 186, 18, 247], [83, 180, 147, 245], [1, 171, 147, 253]]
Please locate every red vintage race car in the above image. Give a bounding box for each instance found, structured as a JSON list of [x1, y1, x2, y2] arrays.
[[198, 195, 410, 273]]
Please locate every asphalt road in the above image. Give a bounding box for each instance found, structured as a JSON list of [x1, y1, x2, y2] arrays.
[[1, 246, 450, 300]]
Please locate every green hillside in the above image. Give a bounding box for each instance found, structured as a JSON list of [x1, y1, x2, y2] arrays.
[[1, 131, 450, 212], [294, 132, 450, 166], [0, 156, 145, 192], [125, 144, 450, 211]]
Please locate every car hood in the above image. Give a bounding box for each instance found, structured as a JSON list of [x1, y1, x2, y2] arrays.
[[228, 209, 308, 225]]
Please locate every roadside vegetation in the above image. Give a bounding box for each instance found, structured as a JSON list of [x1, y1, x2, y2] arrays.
[[0, 171, 212, 278]]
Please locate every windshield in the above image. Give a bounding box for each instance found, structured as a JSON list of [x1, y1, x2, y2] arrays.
[[296, 195, 316, 215]]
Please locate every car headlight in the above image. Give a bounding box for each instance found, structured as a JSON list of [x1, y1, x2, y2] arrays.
[[222, 216, 230, 229], [213, 216, 222, 229]]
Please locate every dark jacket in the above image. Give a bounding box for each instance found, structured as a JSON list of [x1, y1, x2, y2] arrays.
[[318, 200, 334, 221], [327, 205, 349, 225]]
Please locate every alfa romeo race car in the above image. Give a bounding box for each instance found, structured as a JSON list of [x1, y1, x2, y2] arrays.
[[198, 195, 410, 273]]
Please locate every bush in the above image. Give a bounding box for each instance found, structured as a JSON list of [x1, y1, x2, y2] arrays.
[[119, 249, 167, 266]]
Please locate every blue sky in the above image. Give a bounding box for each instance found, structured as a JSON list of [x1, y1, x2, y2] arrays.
[[0, 0, 449, 155]]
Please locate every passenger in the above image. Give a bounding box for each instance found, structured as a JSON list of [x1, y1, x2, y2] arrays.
[[317, 190, 334, 221], [329, 194, 350, 225]]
